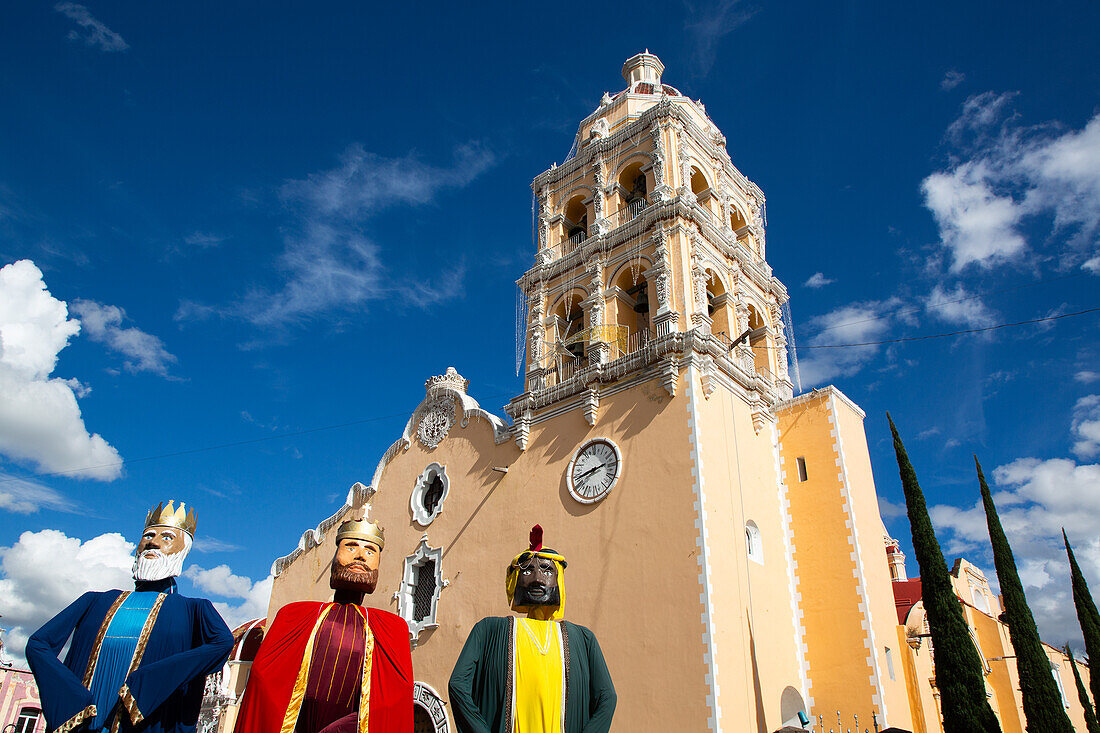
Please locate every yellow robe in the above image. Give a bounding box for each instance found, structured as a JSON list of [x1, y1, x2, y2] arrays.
[[513, 618, 564, 733]]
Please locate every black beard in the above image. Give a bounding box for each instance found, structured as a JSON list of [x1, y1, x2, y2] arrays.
[[514, 584, 561, 608], [330, 563, 378, 594]]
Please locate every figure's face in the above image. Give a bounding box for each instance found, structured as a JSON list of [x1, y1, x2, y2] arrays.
[[330, 538, 381, 593], [514, 555, 560, 608], [136, 526, 186, 558], [132, 525, 190, 582]]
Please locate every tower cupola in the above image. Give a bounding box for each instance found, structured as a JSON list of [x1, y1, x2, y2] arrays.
[[621, 51, 664, 87]]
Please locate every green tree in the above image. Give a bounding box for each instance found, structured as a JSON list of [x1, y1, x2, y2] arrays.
[[1066, 529, 1100, 711], [888, 415, 1000, 733], [976, 457, 1073, 729], [1066, 645, 1100, 733]]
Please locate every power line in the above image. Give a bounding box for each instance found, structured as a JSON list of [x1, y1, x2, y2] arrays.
[[0, 393, 515, 486], [3, 307, 1095, 486], [794, 307, 1099, 349]]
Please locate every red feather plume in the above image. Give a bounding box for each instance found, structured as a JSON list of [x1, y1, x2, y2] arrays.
[[529, 524, 543, 551]]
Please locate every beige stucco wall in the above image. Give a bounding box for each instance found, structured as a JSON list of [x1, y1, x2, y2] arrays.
[[269, 372, 720, 732], [688, 366, 806, 730]]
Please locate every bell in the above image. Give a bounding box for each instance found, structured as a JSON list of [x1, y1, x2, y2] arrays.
[[633, 287, 649, 314]]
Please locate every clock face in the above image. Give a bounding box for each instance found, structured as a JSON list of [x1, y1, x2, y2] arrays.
[[567, 438, 622, 504]]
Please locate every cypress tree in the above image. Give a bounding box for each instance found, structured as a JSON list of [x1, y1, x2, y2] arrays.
[[976, 456, 1073, 729], [888, 415, 1001, 733], [1066, 529, 1100, 711], [1066, 645, 1100, 733]]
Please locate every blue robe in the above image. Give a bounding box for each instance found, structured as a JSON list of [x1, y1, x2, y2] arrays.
[[26, 578, 233, 733]]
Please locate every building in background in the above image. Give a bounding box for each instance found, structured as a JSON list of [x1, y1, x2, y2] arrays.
[[199, 54, 1094, 733], [0, 626, 42, 733]]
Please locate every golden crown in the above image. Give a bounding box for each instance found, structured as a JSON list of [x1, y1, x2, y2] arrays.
[[335, 515, 385, 550], [144, 500, 196, 537]]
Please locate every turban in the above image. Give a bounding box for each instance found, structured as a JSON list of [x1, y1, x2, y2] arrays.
[[506, 525, 567, 621]]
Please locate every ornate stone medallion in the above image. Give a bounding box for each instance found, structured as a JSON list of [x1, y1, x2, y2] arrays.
[[416, 397, 455, 450]]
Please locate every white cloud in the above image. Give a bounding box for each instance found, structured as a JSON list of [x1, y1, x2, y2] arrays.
[[1075, 371, 1100, 384], [185, 564, 272, 629], [878, 497, 906, 521], [0, 472, 74, 514], [941, 70, 966, 91], [803, 272, 834, 288], [54, 2, 127, 52], [921, 162, 1027, 271], [1071, 394, 1100, 458], [181, 143, 492, 333], [71, 299, 176, 376], [917, 427, 941, 439], [925, 283, 996, 327], [683, 1, 755, 77], [923, 93, 1100, 272], [796, 298, 901, 385], [0, 260, 121, 479], [183, 232, 226, 249], [192, 536, 242, 553], [0, 529, 134, 665], [929, 455, 1100, 649]]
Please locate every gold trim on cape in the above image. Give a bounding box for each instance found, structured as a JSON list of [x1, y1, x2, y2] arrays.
[[118, 684, 141, 725], [356, 607, 374, 733], [82, 592, 130, 688], [280, 604, 335, 733], [51, 704, 96, 733]]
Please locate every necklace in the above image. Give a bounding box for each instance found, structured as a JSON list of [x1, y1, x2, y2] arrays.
[[520, 619, 553, 656]]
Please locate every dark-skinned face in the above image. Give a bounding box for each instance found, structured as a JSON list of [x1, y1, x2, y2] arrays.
[[513, 555, 560, 607], [330, 538, 381, 593]]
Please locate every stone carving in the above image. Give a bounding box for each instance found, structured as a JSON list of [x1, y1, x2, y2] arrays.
[[426, 367, 468, 396], [417, 396, 456, 450], [591, 118, 610, 139], [584, 386, 599, 426]]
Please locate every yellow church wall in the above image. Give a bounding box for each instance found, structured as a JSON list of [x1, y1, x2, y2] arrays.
[[688, 368, 806, 731], [268, 371, 716, 732], [830, 396, 914, 729], [777, 389, 882, 725]]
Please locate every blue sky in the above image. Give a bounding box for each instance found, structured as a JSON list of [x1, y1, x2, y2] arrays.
[[1, 1, 1098, 660]]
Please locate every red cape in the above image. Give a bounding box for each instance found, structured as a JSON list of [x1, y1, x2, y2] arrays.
[[233, 601, 413, 733]]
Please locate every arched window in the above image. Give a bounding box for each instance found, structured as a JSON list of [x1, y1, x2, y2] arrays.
[[613, 268, 650, 351], [746, 305, 772, 376], [14, 708, 42, 733], [730, 206, 747, 231], [618, 161, 649, 220], [690, 166, 708, 197], [745, 520, 763, 564], [400, 538, 445, 645], [705, 272, 729, 337], [563, 195, 588, 250]]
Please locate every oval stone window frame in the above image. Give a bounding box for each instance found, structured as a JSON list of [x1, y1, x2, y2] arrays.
[[411, 463, 449, 527]]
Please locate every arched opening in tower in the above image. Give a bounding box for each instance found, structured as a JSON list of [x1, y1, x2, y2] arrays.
[[563, 196, 588, 249]]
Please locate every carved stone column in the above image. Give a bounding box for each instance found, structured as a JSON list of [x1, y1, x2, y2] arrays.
[[690, 249, 712, 334], [651, 123, 674, 203], [676, 125, 695, 202], [651, 228, 679, 334], [592, 158, 610, 236]]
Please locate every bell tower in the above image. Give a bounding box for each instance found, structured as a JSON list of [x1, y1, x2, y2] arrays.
[[508, 51, 794, 437]]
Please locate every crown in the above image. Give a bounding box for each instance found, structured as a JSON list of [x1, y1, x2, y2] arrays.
[[335, 515, 385, 550], [144, 500, 196, 537], [424, 367, 468, 396]]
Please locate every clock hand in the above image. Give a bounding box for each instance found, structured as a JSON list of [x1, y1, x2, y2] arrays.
[[576, 463, 605, 480]]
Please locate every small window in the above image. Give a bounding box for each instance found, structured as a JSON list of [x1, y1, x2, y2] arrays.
[[399, 538, 445, 646], [796, 457, 808, 482], [410, 463, 449, 526], [885, 647, 896, 680], [1052, 663, 1069, 708], [15, 709, 41, 733], [745, 521, 763, 564]]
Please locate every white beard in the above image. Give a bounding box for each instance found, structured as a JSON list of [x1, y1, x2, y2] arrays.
[[133, 540, 190, 581]]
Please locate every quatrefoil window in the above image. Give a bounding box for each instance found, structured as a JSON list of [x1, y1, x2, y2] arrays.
[[411, 463, 449, 526]]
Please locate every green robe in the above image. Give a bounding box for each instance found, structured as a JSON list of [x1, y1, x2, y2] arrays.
[[448, 617, 616, 733]]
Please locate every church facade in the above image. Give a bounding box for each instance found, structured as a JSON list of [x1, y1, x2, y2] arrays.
[[239, 54, 1091, 733]]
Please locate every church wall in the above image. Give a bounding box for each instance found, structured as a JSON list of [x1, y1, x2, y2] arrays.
[[830, 395, 914, 728], [689, 369, 806, 731], [777, 390, 881, 724], [268, 373, 714, 732]]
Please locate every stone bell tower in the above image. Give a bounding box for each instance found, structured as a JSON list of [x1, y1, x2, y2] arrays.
[[509, 50, 794, 440]]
